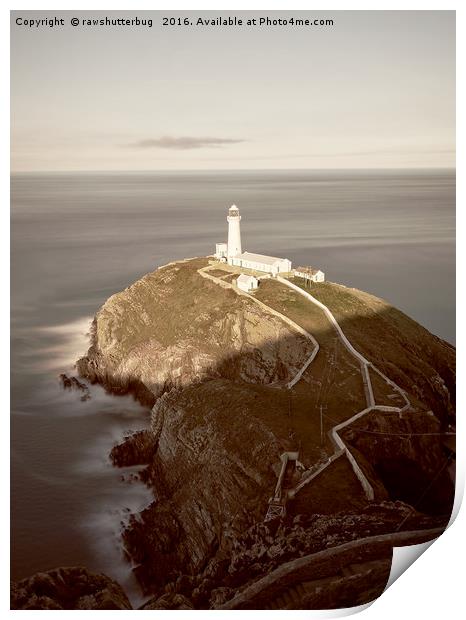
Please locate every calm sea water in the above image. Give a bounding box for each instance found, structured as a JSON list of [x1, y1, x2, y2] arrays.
[[11, 170, 455, 603]]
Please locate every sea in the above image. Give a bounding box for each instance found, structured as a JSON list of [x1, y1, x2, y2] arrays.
[[10, 169, 455, 605]]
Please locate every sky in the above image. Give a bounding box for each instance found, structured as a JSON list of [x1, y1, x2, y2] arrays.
[[11, 10, 455, 171]]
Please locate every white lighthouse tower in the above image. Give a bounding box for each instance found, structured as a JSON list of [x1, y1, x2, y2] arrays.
[[227, 204, 242, 259], [214, 204, 295, 276]]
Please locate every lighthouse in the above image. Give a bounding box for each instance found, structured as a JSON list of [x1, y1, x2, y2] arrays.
[[227, 204, 242, 258], [214, 204, 293, 275]]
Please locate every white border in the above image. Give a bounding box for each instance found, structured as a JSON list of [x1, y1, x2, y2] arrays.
[[3, 2, 462, 618]]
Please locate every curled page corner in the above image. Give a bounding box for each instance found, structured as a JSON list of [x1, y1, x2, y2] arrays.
[[384, 476, 463, 593], [330, 601, 374, 617], [385, 538, 437, 591]]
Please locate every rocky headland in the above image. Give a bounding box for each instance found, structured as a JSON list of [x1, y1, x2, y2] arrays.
[[12, 257, 455, 610], [11, 567, 131, 610]]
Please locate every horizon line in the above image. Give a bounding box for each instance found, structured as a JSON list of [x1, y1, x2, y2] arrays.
[[10, 166, 457, 175]]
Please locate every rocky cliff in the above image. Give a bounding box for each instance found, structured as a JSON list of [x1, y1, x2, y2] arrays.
[[11, 567, 131, 610], [341, 409, 454, 514], [73, 257, 455, 608], [77, 257, 315, 402], [120, 379, 289, 592]]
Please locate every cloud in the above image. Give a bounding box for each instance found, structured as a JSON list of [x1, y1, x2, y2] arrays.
[[127, 136, 245, 150]]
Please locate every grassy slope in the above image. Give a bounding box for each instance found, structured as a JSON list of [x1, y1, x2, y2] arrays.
[[295, 280, 455, 422], [253, 279, 367, 458], [96, 257, 222, 355], [104, 262, 455, 523]]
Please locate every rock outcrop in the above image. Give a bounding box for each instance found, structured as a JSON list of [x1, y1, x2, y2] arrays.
[[59, 373, 91, 401], [121, 379, 287, 592], [141, 593, 194, 610], [131, 501, 446, 609], [341, 409, 455, 514], [11, 567, 132, 610], [77, 257, 315, 401], [73, 257, 455, 607]]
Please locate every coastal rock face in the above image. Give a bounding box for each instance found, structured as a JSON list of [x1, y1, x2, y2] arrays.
[[11, 567, 132, 610], [122, 379, 287, 591], [133, 501, 445, 609], [341, 410, 454, 514], [75, 257, 455, 605], [77, 258, 314, 400], [141, 593, 194, 610]]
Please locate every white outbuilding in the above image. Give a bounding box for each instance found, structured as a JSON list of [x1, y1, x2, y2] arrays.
[[294, 266, 325, 283], [236, 274, 259, 293], [215, 242, 228, 261]]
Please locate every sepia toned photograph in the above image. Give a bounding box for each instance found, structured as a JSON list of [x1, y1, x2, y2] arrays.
[[10, 9, 455, 611]]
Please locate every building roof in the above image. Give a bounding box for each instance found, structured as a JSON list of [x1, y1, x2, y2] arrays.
[[237, 274, 258, 284], [239, 251, 290, 266], [296, 266, 324, 275]]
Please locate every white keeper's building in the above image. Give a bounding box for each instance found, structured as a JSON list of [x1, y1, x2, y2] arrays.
[[215, 205, 292, 276], [294, 266, 325, 283], [236, 274, 259, 293]]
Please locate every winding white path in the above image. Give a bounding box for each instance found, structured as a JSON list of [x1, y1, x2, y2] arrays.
[[198, 266, 320, 389], [276, 276, 411, 502], [199, 263, 412, 505]]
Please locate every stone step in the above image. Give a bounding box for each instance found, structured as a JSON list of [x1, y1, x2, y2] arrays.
[[266, 564, 383, 610]]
